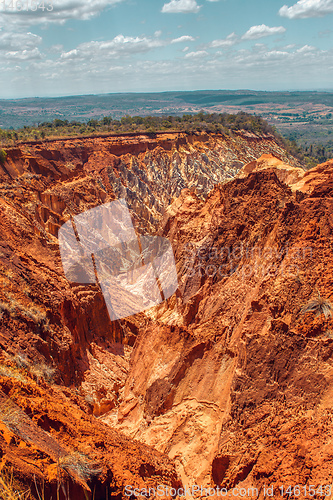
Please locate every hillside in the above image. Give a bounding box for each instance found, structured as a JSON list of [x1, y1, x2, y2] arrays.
[[1, 90, 333, 130], [0, 131, 333, 498]]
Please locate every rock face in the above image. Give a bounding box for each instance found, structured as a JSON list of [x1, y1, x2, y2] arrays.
[[1, 131, 333, 498], [0, 131, 300, 237], [291, 158, 333, 194], [238, 153, 305, 187], [103, 168, 333, 493]]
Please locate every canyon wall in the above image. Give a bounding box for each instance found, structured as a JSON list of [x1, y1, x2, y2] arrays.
[[105, 161, 333, 494], [1, 131, 332, 498]]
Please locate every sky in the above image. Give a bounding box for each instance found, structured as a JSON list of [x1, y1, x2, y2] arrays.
[[0, 0, 333, 98]]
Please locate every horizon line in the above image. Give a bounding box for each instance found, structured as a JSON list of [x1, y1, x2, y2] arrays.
[[1, 88, 333, 101]]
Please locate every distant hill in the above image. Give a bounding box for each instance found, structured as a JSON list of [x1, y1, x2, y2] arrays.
[[1, 90, 333, 165], [0, 90, 333, 129]]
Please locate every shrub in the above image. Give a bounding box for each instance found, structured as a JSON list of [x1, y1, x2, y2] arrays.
[[0, 149, 7, 164], [301, 292, 333, 319], [58, 452, 101, 482]]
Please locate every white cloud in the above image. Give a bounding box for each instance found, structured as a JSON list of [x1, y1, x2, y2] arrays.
[[60, 34, 164, 61], [0, 31, 42, 63], [279, 0, 333, 18], [242, 24, 286, 40], [5, 48, 42, 60], [0, 0, 125, 26], [296, 44, 316, 52], [48, 44, 64, 53], [171, 35, 195, 43], [0, 31, 42, 50], [2, 42, 332, 98], [262, 50, 290, 59], [210, 32, 238, 47], [185, 50, 208, 58], [162, 0, 201, 14]]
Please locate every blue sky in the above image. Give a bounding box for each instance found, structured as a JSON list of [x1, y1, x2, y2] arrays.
[[0, 0, 333, 98]]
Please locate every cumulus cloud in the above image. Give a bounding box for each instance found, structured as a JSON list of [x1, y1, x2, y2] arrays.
[[242, 24, 286, 40], [162, 0, 201, 14], [210, 32, 238, 47], [185, 50, 208, 58], [60, 34, 164, 61], [279, 0, 333, 18], [0, 31, 42, 63], [261, 50, 290, 60], [296, 44, 316, 51], [171, 35, 195, 43], [0, 31, 42, 50], [0, 0, 124, 25], [5, 48, 42, 60], [2, 41, 332, 98]]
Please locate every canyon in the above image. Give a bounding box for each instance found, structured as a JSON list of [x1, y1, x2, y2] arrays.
[[0, 131, 332, 499]]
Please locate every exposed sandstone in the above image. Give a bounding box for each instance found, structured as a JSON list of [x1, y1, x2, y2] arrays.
[[238, 153, 305, 187], [1, 131, 332, 498], [291, 158, 333, 194], [101, 166, 333, 494]]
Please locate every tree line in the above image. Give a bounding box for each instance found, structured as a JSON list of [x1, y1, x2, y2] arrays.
[[0, 112, 331, 169]]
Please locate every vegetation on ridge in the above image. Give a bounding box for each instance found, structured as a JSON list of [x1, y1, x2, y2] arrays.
[[0, 112, 328, 169], [0, 111, 279, 140]]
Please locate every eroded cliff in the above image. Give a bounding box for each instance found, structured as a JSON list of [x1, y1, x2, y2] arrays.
[[0, 131, 332, 499]]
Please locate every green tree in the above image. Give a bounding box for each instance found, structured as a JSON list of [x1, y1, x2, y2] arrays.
[[0, 149, 7, 164]]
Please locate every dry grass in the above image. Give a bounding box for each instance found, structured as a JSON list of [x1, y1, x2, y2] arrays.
[[0, 301, 16, 317], [0, 400, 32, 444], [0, 365, 26, 383], [301, 292, 333, 319], [0, 302, 43, 324], [0, 400, 22, 436], [58, 452, 101, 482], [11, 354, 56, 385], [0, 293, 48, 327], [12, 354, 30, 370], [20, 307, 47, 326], [0, 468, 32, 500], [30, 363, 56, 384], [0, 266, 14, 279]]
